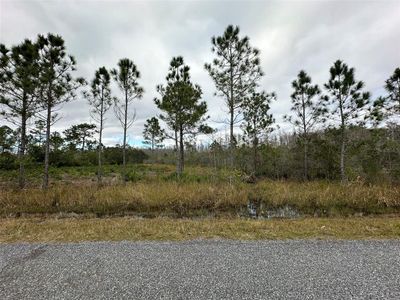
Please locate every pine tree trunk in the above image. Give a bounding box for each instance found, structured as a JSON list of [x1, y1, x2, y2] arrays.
[[175, 129, 179, 175], [178, 126, 184, 176], [230, 108, 234, 148], [122, 90, 128, 184], [229, 55, 235, 168], [340, 128, 346, 183], [43, 102, 51, 189], [98, 109, 103, 185], [252, 117, 258, 175], [253, 137, 258, 175], [18, 104, 27, 189], [339, 94, 347, 183], [229, 105, 234, 168], [302, 95, 308, 181]]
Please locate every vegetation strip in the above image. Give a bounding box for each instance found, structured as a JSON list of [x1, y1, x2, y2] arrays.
[[1, 180, 399, 217], [1, 217, 399, 243]]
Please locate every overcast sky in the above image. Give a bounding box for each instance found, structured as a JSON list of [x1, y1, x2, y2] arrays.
[[1, 0, 399, 147]]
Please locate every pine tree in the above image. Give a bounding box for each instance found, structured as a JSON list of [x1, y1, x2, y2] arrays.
[[85, 67, 114, 184], [323, 60, 370, 182], [49, 131, 64, 152], [205, 25, 262, 159], [0, 39, 41, 188], [63, 123, 96, 151], [143, 117, 165, 151], [0, 125, 16, 153], [30, 119, 47, 147], [111, 59, 144, 183], [284, 70, 325, 180], [36, 33, 85, 189], [242, 91, 276, 175], [155, 56, 211, 176]]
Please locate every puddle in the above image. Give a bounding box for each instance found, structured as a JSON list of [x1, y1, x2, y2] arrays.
[[263, 205, 301, 219], [247, 203, 301, 219]]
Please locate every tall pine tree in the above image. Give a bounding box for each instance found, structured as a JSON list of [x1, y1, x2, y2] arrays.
[[36, 33, 85, 189], [155, 56, 211, 176], [323, 60, 370, 182], [205, 25, 262, 158], [284, 70, 325, 180], [242, 91, 275, 175], [0, 39, 41, 188], [85, 67, 114, 184], [111, 59, 144, 183]]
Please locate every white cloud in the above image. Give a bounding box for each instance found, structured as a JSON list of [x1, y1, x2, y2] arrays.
[[1, 0, 399, 146]]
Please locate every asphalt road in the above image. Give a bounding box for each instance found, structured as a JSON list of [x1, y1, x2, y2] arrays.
[[1, 240, 399, 299]]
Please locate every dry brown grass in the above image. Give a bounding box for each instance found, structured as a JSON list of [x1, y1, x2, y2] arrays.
[[1, 180, 399, 217], [1, 216, 399, 243], [0, 182, 247, 217], [256, 180, 400, 214]]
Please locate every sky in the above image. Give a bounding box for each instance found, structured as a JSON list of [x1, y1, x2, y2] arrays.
[[1, 0, 400, 147]]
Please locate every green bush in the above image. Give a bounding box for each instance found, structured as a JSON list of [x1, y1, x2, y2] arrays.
[[0, 152, 17, 170]]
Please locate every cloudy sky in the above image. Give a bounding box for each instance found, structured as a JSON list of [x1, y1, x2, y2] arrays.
[[1, 0, 399, 147]]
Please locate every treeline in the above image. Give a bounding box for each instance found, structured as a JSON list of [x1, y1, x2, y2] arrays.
[[0, 122, 148, 169], [1, 25, 399, 188], [149, 124, 399, 183]]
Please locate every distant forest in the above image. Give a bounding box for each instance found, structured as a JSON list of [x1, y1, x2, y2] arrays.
[[1, 26, 399, 188]]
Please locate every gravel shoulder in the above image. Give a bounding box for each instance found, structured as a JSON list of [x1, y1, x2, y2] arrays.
[[1, 240, 400, 299]]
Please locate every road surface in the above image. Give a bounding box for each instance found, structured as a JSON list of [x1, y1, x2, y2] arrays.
[[1, 240, 399, 299]]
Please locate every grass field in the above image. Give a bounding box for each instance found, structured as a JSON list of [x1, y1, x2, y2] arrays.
[[1, 216, 399, 242]]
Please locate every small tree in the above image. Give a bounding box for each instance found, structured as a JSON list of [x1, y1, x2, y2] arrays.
[[209, 139, 224, 170], [0, 125, 16, 153], [0, 39, 40, 188], [64, 123, 96, 151], [30, 119, 47, 147], [323, 60, 370, 182], [50, 131, 64, 151], [155, 56, 211, 176], [111, 59, 144, 183], [205, 25, 263, 156], [241, 91, 276, 174], [284, 70, 325, 180], [85, 67, 114, 184], [36, 33, 85, 189], [143, 117, 165, 150]]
